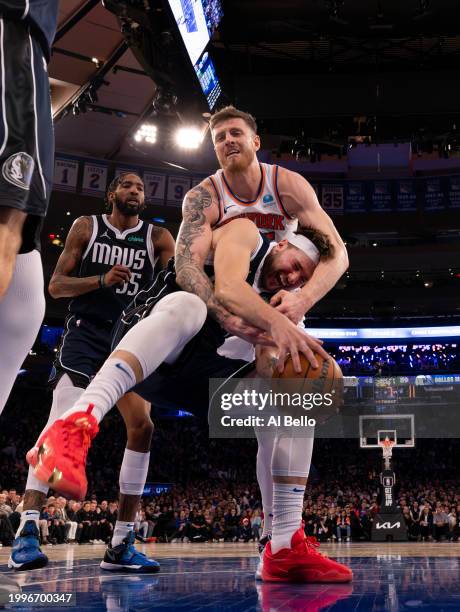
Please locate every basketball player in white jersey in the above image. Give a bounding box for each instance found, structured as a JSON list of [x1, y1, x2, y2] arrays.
[[175, 105, 348, 336], [174, 106, 349, 579], [25, 218, 352, 581]]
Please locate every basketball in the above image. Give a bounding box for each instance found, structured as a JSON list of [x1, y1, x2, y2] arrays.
[[272, 352, 343, 424], [273, 352, 342, 390], [3, 0, 459, 606]]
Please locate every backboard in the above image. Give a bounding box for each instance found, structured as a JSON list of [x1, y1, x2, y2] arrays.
[[359, 414, 415, 448]]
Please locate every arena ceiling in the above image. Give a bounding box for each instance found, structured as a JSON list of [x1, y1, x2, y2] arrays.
[[40, 2, 460, 323], [51, 0, 460, 165]]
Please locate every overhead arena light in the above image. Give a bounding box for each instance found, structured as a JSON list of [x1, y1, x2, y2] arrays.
[[134, 124, 157, 144], [175, 126, 204, 150]]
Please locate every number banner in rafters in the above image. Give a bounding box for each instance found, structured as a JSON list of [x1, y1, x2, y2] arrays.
[[53, 157, 79, 192], [82, 163, 108, 196]]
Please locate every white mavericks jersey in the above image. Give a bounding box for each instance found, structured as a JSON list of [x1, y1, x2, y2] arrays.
[[209, 162, 298, 241]]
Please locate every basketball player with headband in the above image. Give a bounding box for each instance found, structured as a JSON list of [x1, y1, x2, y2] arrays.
[[26, 217, 351, 582], [173, 106, 350, 581]]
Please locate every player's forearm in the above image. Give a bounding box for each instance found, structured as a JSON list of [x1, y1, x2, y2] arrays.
[[215, 281, 279, 332], [175, 261, 232, 327], [299, 248, 349, 310], [48, 274, 101, 298]]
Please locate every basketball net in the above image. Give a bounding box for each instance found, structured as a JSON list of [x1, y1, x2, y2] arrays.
[[379, 437, 395, 469]]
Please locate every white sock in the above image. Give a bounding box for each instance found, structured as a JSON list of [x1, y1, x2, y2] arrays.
[[255, 426, 277, 539], [271, 483, 305, 554], [25, 471, 49, 496], [119, 448, 150, 496], [27, 374, 85, 493], [262, 509, 273, 539], [270, 431, 314, 554], [59, 292, 207, 424], [61, 358, 137, 424], [0, 251, 45, 414], [112, 521, 135, 547], [16, 510, 40, 537]]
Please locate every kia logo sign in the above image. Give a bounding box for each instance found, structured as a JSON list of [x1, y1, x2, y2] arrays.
[[376, 522, 401, 529]]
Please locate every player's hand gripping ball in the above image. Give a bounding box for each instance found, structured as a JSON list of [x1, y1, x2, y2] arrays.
[[272, 352, 343, 425]]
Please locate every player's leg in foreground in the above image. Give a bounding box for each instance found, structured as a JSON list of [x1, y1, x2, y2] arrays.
[[9, 374, 83, 570], [1, 15, 54, 411], [251, 347, 352, 582], [100, 393, 159, 573], [0, 208, 26, 300], [27, 292, 207, 499], [254, 426, 276, 579], [260, 427, 352, 582], [0, 249, 45, 415]]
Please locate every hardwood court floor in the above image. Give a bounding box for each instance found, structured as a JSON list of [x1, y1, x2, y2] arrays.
[[1, 541, 460, 610]]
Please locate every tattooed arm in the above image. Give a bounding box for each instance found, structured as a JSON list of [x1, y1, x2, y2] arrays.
[[175, 182, 273, 344], [175, 182, 232, 326]]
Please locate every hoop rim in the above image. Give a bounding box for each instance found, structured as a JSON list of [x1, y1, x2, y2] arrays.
[[379, 438, 395, 449]]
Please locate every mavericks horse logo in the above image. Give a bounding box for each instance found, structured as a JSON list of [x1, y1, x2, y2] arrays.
[[2, 152, 34, 190]]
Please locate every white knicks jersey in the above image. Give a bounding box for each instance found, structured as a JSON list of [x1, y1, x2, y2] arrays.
[[209, 162, 298, 241]]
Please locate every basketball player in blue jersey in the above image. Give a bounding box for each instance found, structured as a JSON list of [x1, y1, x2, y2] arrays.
[[8, 172, 174, 572], [173, 106, 350, 581], [0, 0, 59, 414], [25, 218, 339, 575]]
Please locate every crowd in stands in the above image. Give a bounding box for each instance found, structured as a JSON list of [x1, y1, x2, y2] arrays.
[[2, 387, 460, 547], [2, 476, 460, 547], [330, 343, 460, 375], [27, 331, 460, 378]]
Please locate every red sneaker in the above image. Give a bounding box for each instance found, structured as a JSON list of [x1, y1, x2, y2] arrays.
[[27, 405, 99, 500], [257, 582, 353, 612], [261, 527, 353, 583]]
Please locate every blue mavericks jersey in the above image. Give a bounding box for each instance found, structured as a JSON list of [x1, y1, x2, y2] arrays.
[[112, 232, 272, 351], [69, 214, 157, 325], [0, 0, 59, 59]]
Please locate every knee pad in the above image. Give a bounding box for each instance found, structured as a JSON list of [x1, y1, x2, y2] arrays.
[[271, 433, 314, 479], [117, 292, 207, 377], [152, 291, 207, 336]]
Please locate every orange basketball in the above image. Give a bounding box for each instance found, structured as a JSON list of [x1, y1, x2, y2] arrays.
[[272, 352, 343, 424], [274, 352, 341, 388]]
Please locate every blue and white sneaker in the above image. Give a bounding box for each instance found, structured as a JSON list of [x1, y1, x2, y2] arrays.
[[100, 531, 160, 573], [8, 521, 48, 571]]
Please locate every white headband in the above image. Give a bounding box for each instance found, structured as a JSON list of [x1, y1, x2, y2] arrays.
[[287, 234, 320, 264]]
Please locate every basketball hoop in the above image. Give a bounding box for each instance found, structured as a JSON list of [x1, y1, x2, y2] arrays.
[[379, 437, 395, 469]]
